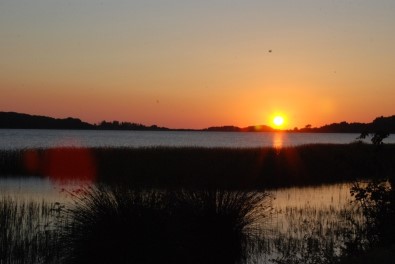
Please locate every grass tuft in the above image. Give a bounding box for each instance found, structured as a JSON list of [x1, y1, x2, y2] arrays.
[[60, 185, 272, 264]]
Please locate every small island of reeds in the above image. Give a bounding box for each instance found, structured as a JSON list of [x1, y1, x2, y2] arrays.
[[1, 143, 395, 188]]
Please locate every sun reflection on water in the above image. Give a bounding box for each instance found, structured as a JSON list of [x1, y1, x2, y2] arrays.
[[272, 132, 284, 150]]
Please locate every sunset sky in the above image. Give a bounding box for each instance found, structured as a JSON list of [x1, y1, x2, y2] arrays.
[[1, 0, 395, 129]]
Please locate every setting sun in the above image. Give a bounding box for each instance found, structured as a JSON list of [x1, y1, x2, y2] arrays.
[[273, 116, 285, 127]]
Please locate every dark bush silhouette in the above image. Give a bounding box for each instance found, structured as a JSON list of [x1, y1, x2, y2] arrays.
[[61, 186, 271, 264], [351, 130, 395, 248], [351, 178, 395, 247]]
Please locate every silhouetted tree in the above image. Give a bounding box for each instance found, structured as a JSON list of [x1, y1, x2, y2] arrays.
[[357, 131, 390, 145]]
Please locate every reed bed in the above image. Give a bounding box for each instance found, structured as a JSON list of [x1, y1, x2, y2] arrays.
[[1, 144, 395, 188], [0, 185, 383, 264], [266, 205, 366, 264], [0, 197, 64, 264]]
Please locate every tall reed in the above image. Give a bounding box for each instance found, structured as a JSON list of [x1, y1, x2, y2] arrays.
[[0, 196, 64, 264]]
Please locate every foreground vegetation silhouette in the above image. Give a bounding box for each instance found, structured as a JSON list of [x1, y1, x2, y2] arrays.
[[0, 197, 63, 263], [2, 182, 395, 263], [339, 131, 395, 263], [1, 187, 271, 264], [61, 186, 271, 264]]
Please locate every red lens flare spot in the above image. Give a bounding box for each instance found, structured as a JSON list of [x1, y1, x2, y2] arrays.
[[43, 148, 97, 183], [23, 150, 40, 174]]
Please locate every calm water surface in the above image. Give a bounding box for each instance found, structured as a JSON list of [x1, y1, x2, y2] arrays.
[[0, 129, 373, 263], [1, 129, 394, 149], [0, 177, 358, 263], [0, 177, 88, 202], [0, 129, 366, 207], [0, 177, 353, 205], [0, 177, 356, 239]]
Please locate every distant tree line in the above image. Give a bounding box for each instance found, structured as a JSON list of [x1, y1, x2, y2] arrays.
[[97, 120, 169, 131], [294, 116, 395, 133], [0, 112, 93, 130], [0, 112, 169, 131], [204, 125, 275, 132], [1, 111, 395, 133]]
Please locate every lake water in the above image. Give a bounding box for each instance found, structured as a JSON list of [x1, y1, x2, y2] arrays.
[[1, 129, 394, 149], [0, 129, 375, 263], [0, 177, 360, 263]]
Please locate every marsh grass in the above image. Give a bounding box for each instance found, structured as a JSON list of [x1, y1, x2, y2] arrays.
[[1, 144, 395, 188], [60, 185, 272, 264], [0, 184, 378, 264], [262, 201, 368, 264], [0, 196, 64, 264]]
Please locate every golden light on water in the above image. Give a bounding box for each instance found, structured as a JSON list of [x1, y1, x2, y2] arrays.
[[273, 132, 284, 149]]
